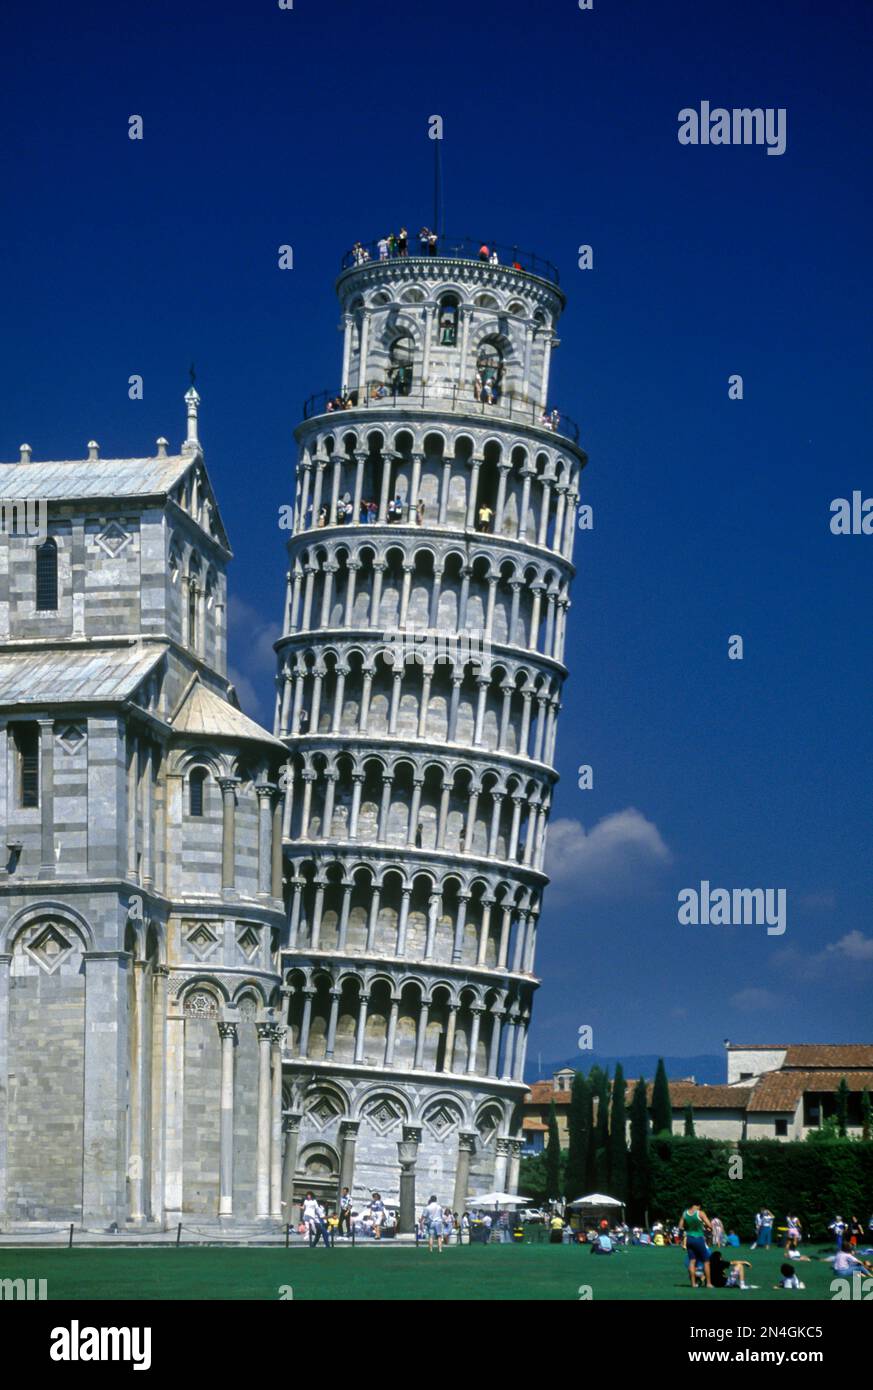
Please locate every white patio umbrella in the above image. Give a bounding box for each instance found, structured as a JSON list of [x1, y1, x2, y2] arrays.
[[467, 1192, 531, 1207], [567, 1192, 623, 1208]]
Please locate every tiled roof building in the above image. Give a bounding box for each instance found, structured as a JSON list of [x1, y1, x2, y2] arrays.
[[521, 1045, 873, 1149]]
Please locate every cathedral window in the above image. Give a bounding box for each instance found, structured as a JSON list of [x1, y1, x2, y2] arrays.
[[13, 723, 40, 807], [189, 766, 207, 817], [35, 537, 58, 611]]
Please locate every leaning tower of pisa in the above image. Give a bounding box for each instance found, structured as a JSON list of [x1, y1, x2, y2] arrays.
[[274, 234, 585, 1226]]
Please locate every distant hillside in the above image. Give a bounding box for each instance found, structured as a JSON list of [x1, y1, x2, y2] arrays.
[[530, 1053, 726, 1086]]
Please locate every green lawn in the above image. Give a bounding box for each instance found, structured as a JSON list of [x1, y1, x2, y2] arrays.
[[0, 1243, 843, 1301]]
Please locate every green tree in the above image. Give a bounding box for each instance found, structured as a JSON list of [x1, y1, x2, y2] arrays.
[[629, 1077, 651, 1221], [862, 1089, 872, 1142], [807, 1116, 840, 1143], [545, 1101, 562, 1201], [609, 1064, 629, 1200], [565, 1072, 591, 1200], [684, 1104, 696, 1137], [652, 1058, 672, 1137], [836, 1077, 850, 1138], [593, 1069, 611, 1191]]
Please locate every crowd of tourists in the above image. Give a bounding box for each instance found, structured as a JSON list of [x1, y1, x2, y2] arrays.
[[673, 1201, 873, 1290], [306, 493, 500, 531], [349, 229, 526, 270]]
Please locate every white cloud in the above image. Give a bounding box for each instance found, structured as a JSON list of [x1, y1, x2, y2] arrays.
[[544, 809, 671, 899], [826, 930, 873, 962], [729, 987, 780, 1012]]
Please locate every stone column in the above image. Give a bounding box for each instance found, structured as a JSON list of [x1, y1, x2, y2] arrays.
[[339, 1119, 360, 1197], [452, 892, 469, 964], [128, 957, 148, 1223], [494, 461, 511, 533], [465, 456, 482, 528], [507, 1138, 523, 1195], [256, 784, 274, 896], [271, 791, 284, 899], [385, 997, 400, 1065], [218, 1022, 237, 1217], [281, 1111, 302, 1220], [148, 964, 169, 1223], [341, 313, 352, 388], [82, 951, 129, 1225], [487, 1005, 503, 1077], [477, 897, 494, 967], [270, 1025, 285, 1218], [452, 1131, 476, 1213], [354, 992, 370, 1063], [0, 953, 11, 1221], [38, 718, 54, 878], [443, 1003, 458, 1073], [337, 888, 352, 952], [298, 989, 314, 1057], [255, 1023, 272, 1218], [414, 1000, 430, 1068], [493, 1137, 510, 1192], [397, 1126, 421, 1234], [352, 453, 366, 524], [288, 878, 303, 946], [466, 1006, 483, 1075], [406, 777, 423, 846], [219, 777, 238, 894], [424, 892, 440, 959], [358, 308, 371, 392], [326, 988, 341, 1058], [342, 561, 359, 627]]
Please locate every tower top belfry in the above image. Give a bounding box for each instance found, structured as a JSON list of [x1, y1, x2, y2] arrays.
[[325, 234, 575, 441]]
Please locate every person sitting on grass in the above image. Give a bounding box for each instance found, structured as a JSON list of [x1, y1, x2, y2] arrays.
[[775, 1262, 806, 1290], [725, 1260, 754, 1289], [590, 1231, 614, 1255]]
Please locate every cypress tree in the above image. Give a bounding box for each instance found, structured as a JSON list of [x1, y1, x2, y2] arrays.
[[565, 1072, 591, 1200], [684, 1103, 695, 1137], [862, 1088, 872, 1142], [629, 1077, 651, 1221], [582, 1069, 596, 1191], [609, 1063, 629, 1200], [545, 1100, 562, 1201], [652, 1058, 673, 1136], [593, 1069, 611, 1190], [836, 1076, 850, 1137]]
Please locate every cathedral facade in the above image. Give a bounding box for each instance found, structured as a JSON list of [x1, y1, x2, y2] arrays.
[[0, 235, 585, 1230]]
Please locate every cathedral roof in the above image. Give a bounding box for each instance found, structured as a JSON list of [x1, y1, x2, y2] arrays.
[[0, 453, 196, 501], [0, 642, 166, 706], [169, 674, 285, 749]]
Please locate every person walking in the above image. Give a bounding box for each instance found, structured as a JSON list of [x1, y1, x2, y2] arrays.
[[679, 1201, 714, 1288], [785, 1212, 803, 1255], [338, 1186, 352, 1237], [302, 1191, 330, 1248], [829, 1215, 847, 1251], [370, 1191, 386, 1238], [422, 1195, 444, 1252]]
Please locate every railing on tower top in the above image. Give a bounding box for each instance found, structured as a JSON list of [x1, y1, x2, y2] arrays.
[[340, 235, 560, 286], [302, 384, 580, 445]]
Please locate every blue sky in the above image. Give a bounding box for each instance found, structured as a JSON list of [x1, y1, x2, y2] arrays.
[[1, 0, 871, 1071]]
